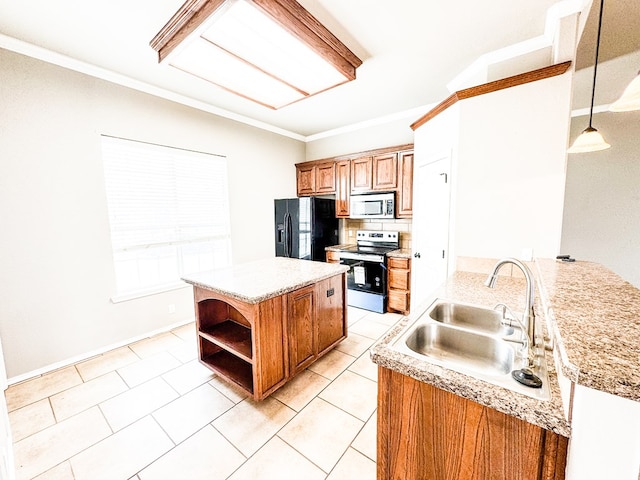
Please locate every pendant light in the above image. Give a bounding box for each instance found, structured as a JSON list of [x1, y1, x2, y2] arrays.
[[610, 71, 640, 112], [568, 0, 611, 153]]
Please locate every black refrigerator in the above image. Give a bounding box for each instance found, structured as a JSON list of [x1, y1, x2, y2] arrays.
[[274, 197, 338, 262]]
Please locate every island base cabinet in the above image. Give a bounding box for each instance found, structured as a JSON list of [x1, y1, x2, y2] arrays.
[[193, 272, 347, 402], [194, 288, 287, 400], [288, 285, 316, 375], [288, 275, 348, 375], [377, 367, 568, 480]]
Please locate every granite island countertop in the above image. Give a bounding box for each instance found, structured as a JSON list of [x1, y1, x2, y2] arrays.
[[536, 258, 640, 401], [182, 257, 348, 304], [371, 270, 571, 437]]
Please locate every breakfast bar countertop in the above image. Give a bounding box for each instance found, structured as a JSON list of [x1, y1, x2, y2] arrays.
[[182, 257, 348, 304], [536, 258, 640, 402], [370, 269, 571, 437]]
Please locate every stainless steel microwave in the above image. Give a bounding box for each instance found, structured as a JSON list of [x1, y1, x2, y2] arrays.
[[350, 192, 395, 219]]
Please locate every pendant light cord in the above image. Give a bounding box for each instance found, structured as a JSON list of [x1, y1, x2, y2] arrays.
[[589, 0, 605, 128]]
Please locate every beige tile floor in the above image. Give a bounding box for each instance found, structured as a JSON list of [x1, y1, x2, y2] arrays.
[[6, 306, 402, 480]]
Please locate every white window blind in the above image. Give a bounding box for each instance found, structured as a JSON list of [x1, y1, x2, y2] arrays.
[[101, 135, 232, 300]]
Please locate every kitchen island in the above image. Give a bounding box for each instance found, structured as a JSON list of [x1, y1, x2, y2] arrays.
[[182, 257, 349, 400]]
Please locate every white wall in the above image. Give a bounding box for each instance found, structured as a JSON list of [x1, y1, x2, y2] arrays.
[[305, 116, 415, 161], [453, 72, 573, 260], [413, 72, 573, 264], [561, 109, 640, 288], [412, 104, 460, 277], [565, 384, 640, 480], [0, 48, 303, 379]]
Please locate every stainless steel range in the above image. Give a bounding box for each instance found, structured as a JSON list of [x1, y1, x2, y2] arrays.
[[336, 230, 399, 313]]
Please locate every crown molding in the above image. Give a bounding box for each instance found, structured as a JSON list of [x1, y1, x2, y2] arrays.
[[0, 33, 306, 141]]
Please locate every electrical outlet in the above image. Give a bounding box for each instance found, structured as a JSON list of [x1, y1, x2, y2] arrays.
[[168, 304, 176, 314]]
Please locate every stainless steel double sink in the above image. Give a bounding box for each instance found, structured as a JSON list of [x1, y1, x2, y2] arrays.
[[391, 299, 550, 400]]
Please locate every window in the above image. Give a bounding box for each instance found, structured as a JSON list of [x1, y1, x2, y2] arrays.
[[101, 135, 232, 300]]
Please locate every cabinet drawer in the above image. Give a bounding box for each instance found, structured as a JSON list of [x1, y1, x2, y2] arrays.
[[388, 290, 410, 313], [389, 268, 410, 291], [326, 251, 341, 263], [388, 257, 410, 269]]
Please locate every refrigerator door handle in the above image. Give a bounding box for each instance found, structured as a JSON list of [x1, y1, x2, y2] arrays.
[[284, 212, 291, 257], [287, 212, 293, 257]]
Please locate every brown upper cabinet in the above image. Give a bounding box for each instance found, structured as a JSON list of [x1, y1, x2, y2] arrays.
[[351, 153, 398, 193], [296, 161, 336, 196], [372, 153, 398, 191], [350, 156, 373, 193], [335, 160, 351, 218], [396, 150, 414, 218], [297, 143, 413, 217]]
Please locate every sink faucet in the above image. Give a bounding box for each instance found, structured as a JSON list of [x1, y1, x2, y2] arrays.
[[494, 302, 534, 366], [485, 258, 537, 357]]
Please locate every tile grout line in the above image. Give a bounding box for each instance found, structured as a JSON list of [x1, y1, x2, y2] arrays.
[[132, 382, 242, 478], [13, 312, 387, 479], [271, 393, 373, 478]]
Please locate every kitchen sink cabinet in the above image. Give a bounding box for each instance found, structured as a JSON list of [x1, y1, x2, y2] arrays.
[[192, 271, 347, 401], [296, 161, 336, 196], [387, 257, 411, 314], [377, 367, 568, 480]]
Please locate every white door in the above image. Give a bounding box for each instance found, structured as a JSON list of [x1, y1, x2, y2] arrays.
[[411, 153, 452, 309]]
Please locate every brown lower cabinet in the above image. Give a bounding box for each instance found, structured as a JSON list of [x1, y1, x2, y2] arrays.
[[377, 367, 568, 480], [194, 273, 347, 401], [387, 257, 411, 314], [326, 250, 341, 264]]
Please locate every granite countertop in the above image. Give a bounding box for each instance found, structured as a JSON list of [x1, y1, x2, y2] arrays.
[[182, 257, 348, 304], [325, 244, 355, 252], [370, 270, 570, 437], [536, 258, 640, 401], [387, 248, 412, 259]]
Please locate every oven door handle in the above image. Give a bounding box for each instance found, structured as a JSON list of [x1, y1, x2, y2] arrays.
[[338, 252, 385, 263]]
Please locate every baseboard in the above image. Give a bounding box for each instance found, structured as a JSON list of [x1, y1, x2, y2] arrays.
[[7, 316, 195, 386]]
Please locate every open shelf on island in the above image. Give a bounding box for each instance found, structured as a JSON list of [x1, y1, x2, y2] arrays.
[[201, 349, 253, 395], [200, 320, 253, 364], [190, 271, 346, 401]]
